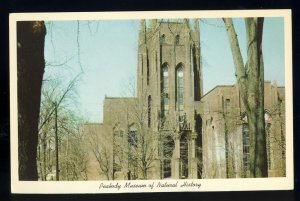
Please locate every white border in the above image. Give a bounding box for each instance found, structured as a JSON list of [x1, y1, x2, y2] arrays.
[[10, 10, 293, 194]]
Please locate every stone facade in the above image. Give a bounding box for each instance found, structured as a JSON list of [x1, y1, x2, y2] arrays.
[[201, 82, 286, 178], [136, 19, 203, 179], [83, 19, 286, 180]]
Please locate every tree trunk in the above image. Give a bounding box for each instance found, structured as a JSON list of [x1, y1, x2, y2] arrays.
[[223, 18, 268, 177], [17, 21, 46, 180], [43, 135, 47, 180]]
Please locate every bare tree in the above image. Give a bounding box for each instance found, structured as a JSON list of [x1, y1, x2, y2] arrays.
[[86, 126, 113, 180], [123, 94, 157, 180], [59, 118, 89, 181], [223, 18, 267, 177], [127, 121, 157, 180], [108, 77, 159, 180], [37, 72, 82, 181]]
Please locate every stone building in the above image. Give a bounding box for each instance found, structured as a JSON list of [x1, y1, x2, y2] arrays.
[[83, 19, 286, 180], [136, 19, 203, 179], [201, 82, 285, 178]]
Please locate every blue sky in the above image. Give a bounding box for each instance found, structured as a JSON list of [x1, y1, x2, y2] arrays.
[[44, 18, 284, 123], [200, 18, 284, 93]]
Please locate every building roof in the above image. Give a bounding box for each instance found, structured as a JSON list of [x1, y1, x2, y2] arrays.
[[201, 85, 235, 99], [84, 123, 103, 125], [201, 81, 285, 100], [105, 96, 136, 99]]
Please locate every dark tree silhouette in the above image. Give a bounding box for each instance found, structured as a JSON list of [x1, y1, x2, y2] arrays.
[[17, 21, 46, 180]]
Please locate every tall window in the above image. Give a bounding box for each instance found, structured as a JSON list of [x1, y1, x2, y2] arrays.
[[266, 122, 272, 170], [192, 44, 201, 101], [163, 136, 174, 178], [225, 98, 231, 114], [128, 129, 137, 148], [175, 35, 180, 45], [160, 34, 166, 44], [176, 64, 184, 121], [148, 95, 151, 128], [242, 123, 250, 177], [161, 63, 169, 117], [147, 50, 150, 85]]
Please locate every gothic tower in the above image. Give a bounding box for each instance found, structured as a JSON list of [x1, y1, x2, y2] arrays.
[[137, 19, 203, 179]]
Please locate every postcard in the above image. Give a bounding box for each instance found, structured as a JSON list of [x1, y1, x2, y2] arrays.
[[10, 10, 293, 193]]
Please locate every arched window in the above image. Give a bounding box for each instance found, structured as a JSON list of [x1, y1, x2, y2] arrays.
[[160, 34, 166, 44], [176, 64, 184, 121], [225, 98, 231, 114], [175, 35, 180, 45], [161, 63, 169, 117]]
